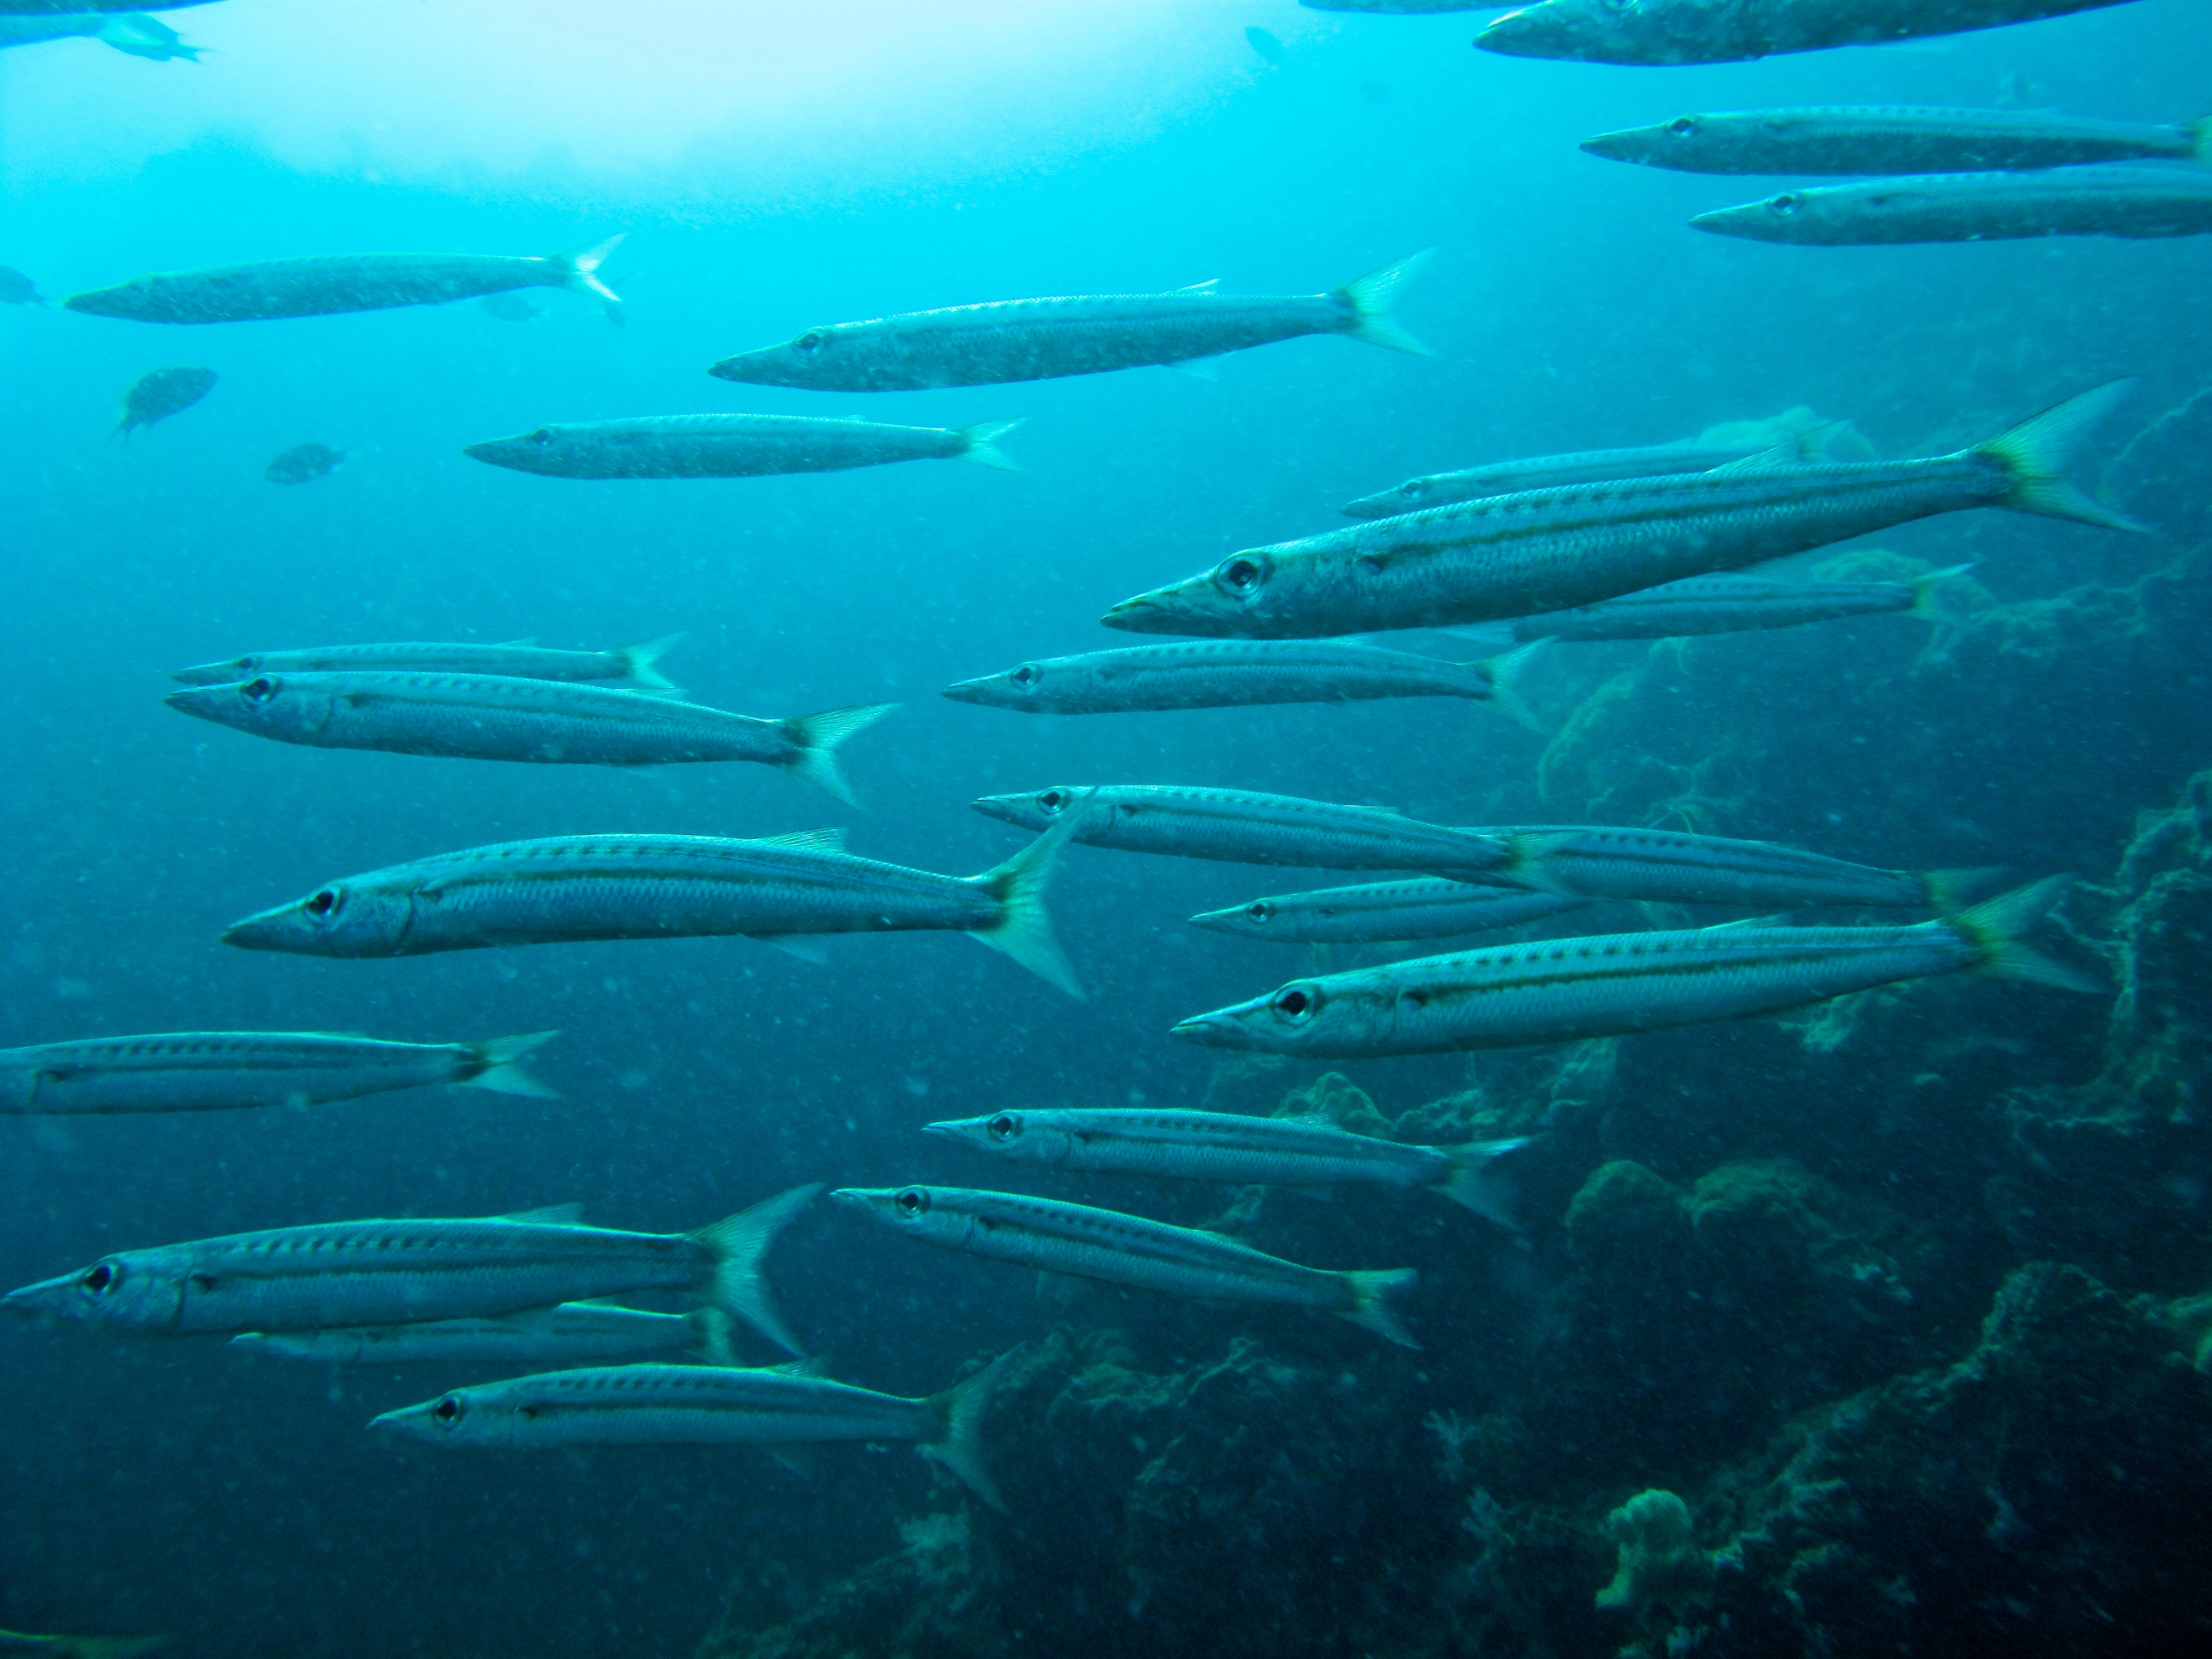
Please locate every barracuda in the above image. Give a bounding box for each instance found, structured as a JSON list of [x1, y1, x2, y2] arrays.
[[462, 413, 1021, 479], [1171, 878, 2094, 1057], [1463, 566, 1965, 642], [164, 672, 893, 805], [924, 1107, 1528, 1229], [171, 634, 684, 692], [235, 1302, 736, 1367], [1190, 882, 1587, 943], [831, 1185, 1419, 1346], [371, 1353, 1013, 1510], [1102, 382, 2138, 637], [1694, 170, 2212, 245], [0, 1187, 821, 1353], [0, 1029, 554, 1115], [1583, 107, 2212, 177], [1476, 0, 2136, 67], [1481, 825, 1983, 909], [63, 236, 623, 323], [970, 784, 1510, 878], [942, 638, 1541, 728], [705, 253, 1431, 390], [219, 819, 1084, 996]]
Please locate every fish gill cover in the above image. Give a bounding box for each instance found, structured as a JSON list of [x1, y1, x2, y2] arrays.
[[3, 3, 2211, 1658]]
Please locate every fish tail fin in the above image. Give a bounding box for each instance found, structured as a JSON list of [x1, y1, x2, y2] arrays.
[[1972, 378, 2144, 531], [691, 1307, 740, 1366], [690, 1184, 823, 1354], [957, 418, 1024, 470], [558, 233, 627, 304], [1465, 639, 1548, 734], [617, 631, 686, 690], [1908, 562, 1977, 620], [1341, 1267, 1420, 1347], [1333, 249, 1435, 357], [1951, 876, 2100, 992], [966, 802, 1088, 999], [1791, 418, 1861, 462], [2191, 116, 2212, 165], [1497, 831, 1578, 897], [1437, 1137, 1532, 1231], [922, 1350, 1014, 1512], [462, 1029, 561, 1097], [776, 702, 897, 806], [1920, 866, 2004, 914]]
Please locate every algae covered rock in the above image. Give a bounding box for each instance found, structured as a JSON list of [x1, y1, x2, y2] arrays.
[[1594, 1489, 1713, 1621]]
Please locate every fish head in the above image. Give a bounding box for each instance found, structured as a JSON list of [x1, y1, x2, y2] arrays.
[[371, 1386, 508, 1446], [164, 675, 336, 739], [1579, 114, 1708, 167], [942, 660, 1056, 711], [1341, 478, 1436, 518], [171, 654, 263, 686], [1476, 0, 1679, 66], [1689, 189, 1831, 244], [463, 425, 591, 477], [706, 325, 857, 389], [1101, 548, 1317, 638], [63, 278, 158, 320], [1186, 897, 1290, 939], [922, 1110, 1071, 1163], [221, 872, 412, 957], [829, 1185, 977, 1247], [1170, 973, 1394, 1056], [970, 785, 1089, 833], [2, 1248, 189, 1331]]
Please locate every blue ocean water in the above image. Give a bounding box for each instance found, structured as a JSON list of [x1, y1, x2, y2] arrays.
[[5, 3, 2212, 1656]]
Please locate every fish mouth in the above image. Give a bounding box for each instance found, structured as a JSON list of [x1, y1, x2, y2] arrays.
[[1578, 130, 1641, 162], [967, 795, 1031, 827], [1167, 1012, 1244, 1047], [460, 441, 509, 466], [1099, 591, 1198, 635], [220, 903, 304, 952], [1, 1272, 74, 1318], [918, 1122, 958, 1140], [1184, 907, 1240, 933], [60, 288, 126, 316], [1473, 6, 1578, 59], [162, 689, 215, 718], [705, 353, 770, 384], [170, 662, 235, 685], [1687, 207, 1764, 240], [938, 677, 993, 706]]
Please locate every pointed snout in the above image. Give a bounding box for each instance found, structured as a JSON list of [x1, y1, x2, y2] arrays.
[[220, 903, 301, 952], [162, 687, 220, 720], [367, 1404, 438, 1440], [939, 675, 995, 706], [1168, 1012, 1241, 1046], [1578, 129, 1644, 163], [170, 661, 240, 686], [2, 1272, 74, 1317], [1098, 594, 1160, 631]]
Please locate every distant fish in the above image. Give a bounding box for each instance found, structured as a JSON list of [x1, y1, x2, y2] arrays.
[[1583, 107, 2212, 176], [1478, 825, 1985, 909], [1337, 410, 1859, 518], [171, 633, 686, 693], [1462, 565, 1969, 642], [1303, 2, 1489, 10], [1475, 0, 2137, 66], [164, 673, 895, 803], [115, 365, 214, 437], [1171, 877, 2095, 1058], [264, 441, 344, 484], [0, 1029, 555, 1115], [0, 264, 46, 304], [1693, 169, 2212, 245], [0, 1186, 823, 1354], [971, 783, 1512, 878], [463, 413, 1022, 480], [942, 638, 1542, 727], [1190, 880, 1587, 943], [64, 234, 624, 324], [1244, 24, 1286, 63], [0, 1633, 168, 1659], [925, 1107, 1528, 1229], [705, 251, 1432, 392], [832, 1185, 1420, 1345], [1102, 381, 2139, 636], [219, 819, 1085, 997], [0, 3, 219, 11], [477, 292, 541, 322], [0, 13, 199, 58], [371, 1354, 1013, 1510], [235, 1302, 736, 1367]]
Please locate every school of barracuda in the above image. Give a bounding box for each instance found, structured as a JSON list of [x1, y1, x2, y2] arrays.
[[6, 0, 2174, 1573]]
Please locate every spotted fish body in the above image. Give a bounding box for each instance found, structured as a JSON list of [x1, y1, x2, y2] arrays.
[[1190, 881, 1586, 943], [1583, 107, 2212, 177], [1477, 0, 2135, 66], [1102, 382, 2136, 637], [831, 1185, 1419, 1345], [1484, 825, 1960, 908], [1694, 169, 2212, 245], [1341, 438, 1775, 519], [462, 414, 1021, 480], [170, 635, 684, 692], [0, 1030, 553, 1115]]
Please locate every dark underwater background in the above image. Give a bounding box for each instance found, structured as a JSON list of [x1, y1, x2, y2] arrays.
[[6, 3, 2212, 1656]]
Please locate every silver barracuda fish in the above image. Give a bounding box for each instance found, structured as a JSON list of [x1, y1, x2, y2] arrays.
[[1457, 564, 1967, 642], [1693, 169, 2212, 245], [705, 252, 1432, 391], [0, 1186, 822, 1353], [64, 235, 624, 324], [1338, 409, 1856, 518], [1583, 107, 2212, 176], [831, 1185, 1419, 1346], [234, 1302, 736, 1367], [1477, 825, 1984, 909], [1475, 0, 2137, 66], [0, 1029, 555, 1115], [0, 1635, 167, 1659], [164, 673, 894, 806], [1170, 877, 2094, 1058], [923, 1108, 1528, 1230], [171, 633, 684, 692], [0, 13, 199, 57], [1190, 882, 1588, 943], [1101, 381, 2138, 637], [941, 639, 1541, 728], [462, 413, 1022, 480], [219, 819, 1084, 997], [371, 1353, 1013, 1510], [971, 784, 1510, 879], [0, 3, 216, 11]]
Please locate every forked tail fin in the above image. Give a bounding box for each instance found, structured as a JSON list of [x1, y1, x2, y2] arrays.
[[2190, 116, 2212, 165], [558, 233, 627, 305], [1972, 379, 2144, 530], [1919, 866, 2003, 914], [1340, 1267, 1420, 1348], [923, 1350, 1015, 1512], [691, 1184, 823, 1355], [615, 631, 685, 691], [1907, 562, 1977, 621], [957, 419, 1024, 470], [462, 1030, 560, 1097], [967, 802, 1088, 999], [1949, 876, 2101, 992], [775, 703, 897, 806], [1333, 250, 1435, 356], [1437, 1137, 1531, 1231], [1466, 640, 1548, 734], [689, 1307, 739, 1366]]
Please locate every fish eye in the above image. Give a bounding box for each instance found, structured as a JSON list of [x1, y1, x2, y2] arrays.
[[1245, 900, 1275, 924], [894, 1186, 932, 1217], [795, 331, 824, 353], [1398, 482, 1425, 499], [986, 1112, 1022, 1142], [528, 428, 553, 445], [432, 1395, 465, 1426], [1770, 194, 1801, 217], [80, 1262, 118, 1295], [1215, 554, 1267, 596], [240, 677, 277, 704], [1010, 665, 1040, 689], [1666, 116, 1697, 137], [303, 886, 343, 921], [1037, 788, 1069, 816], [1271, 983, 1321, 1024]]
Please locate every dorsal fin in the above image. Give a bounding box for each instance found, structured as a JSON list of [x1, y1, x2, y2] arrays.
[[767, 1356, 829, 1378], [1710, 422, 1851, 475], [500, 1202, 584, 1225], [1171, 278, 1221, 293], [752, 827, 849, 852]]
